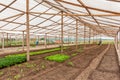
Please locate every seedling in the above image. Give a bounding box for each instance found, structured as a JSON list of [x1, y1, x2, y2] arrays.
[[45, 54, 70, 62], [67, 61, 74, 66], [0, 71, 3, 75], [20, 69, 23, 73], [14, 74, 21, 80], [71, 53, 77, 56], [41, 63, 46, 69], [25, 63, 36, 68]]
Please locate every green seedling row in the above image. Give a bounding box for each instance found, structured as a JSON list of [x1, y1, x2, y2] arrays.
[[0, 47, 67, 68]]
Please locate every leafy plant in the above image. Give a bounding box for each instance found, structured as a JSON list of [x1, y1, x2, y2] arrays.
[[0, 47, 67, 69], [45, 54, 70, 62], [0, 54, 26, 68]]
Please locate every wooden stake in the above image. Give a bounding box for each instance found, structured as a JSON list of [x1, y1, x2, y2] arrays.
[[89, 28, 91, 44], [2, 32, 4, 50], [84, 25, 86, 45], [44, 33, 47, 48], [26, 0, 30, 61], [76, 20, 78, 50], [61, 11, 64, 53], [22, 31, 25, 51]]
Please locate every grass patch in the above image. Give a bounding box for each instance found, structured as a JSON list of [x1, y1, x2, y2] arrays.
[[45, 54, 70, 62], [0, 47, 67, 69]]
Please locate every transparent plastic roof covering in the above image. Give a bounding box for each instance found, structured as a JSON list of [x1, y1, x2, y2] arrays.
[[0, 0, 120, 37]]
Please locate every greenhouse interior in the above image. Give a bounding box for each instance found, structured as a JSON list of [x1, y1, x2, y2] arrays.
[[0, 0, 120, 80]]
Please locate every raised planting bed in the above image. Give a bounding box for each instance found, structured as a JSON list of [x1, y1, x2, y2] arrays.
[[45, 54, 70, 62], [0, 47, 67, 69]]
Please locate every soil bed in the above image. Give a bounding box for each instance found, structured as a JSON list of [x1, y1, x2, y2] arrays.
[[88, 45, 120, 80], [0, 44, 108, 80]]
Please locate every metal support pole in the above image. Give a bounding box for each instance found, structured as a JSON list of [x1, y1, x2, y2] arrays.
[[61, 11, 64, 53], [76, 20, 78, 50], [26, 0, 30, 61]]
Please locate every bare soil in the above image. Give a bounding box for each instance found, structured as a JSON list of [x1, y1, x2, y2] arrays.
[[88, 45, 120, 80], [0, 44, 115, 80]]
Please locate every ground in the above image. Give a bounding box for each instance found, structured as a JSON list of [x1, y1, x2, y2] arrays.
[[0, 44, 119, 80]]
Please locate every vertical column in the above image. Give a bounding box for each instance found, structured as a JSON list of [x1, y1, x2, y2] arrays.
[[55, 36, 57, 45], [2, 32, 4, 50], [118, 27, 120, 50], [68, 34, 69, 46], [26, 0, 30, 61], [45, 33, 47, 48], [93, 30, 94, 44], [38, 35, 39, 45], [22, 31, 25, 51], [89, 28, 91, 44], [59, 34, 61, 46], [84, 24, 86, 45], [76, 19, 78, 50], [61, 11, 64, 53], [7, 33, 8, 46], [116, 35, 118, 49]]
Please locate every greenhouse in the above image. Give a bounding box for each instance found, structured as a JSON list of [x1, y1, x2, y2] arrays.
[[0, 0, 120, 80]]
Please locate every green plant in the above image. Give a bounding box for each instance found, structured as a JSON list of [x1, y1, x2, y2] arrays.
[[25, 63, 36, 68], [71, 53, 77, 56], [67, 61, 74, 66], [0, 47, 67, 69], [14, 74, 21, 80], [0, 54, 26, 68], [20, 69, 23, 73], [0, 71, 3, 75], [45, 54, 70, 62], [41, 63, 46, 69]]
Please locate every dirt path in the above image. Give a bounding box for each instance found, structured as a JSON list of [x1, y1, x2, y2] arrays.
[[88, 45, 120, 80]]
